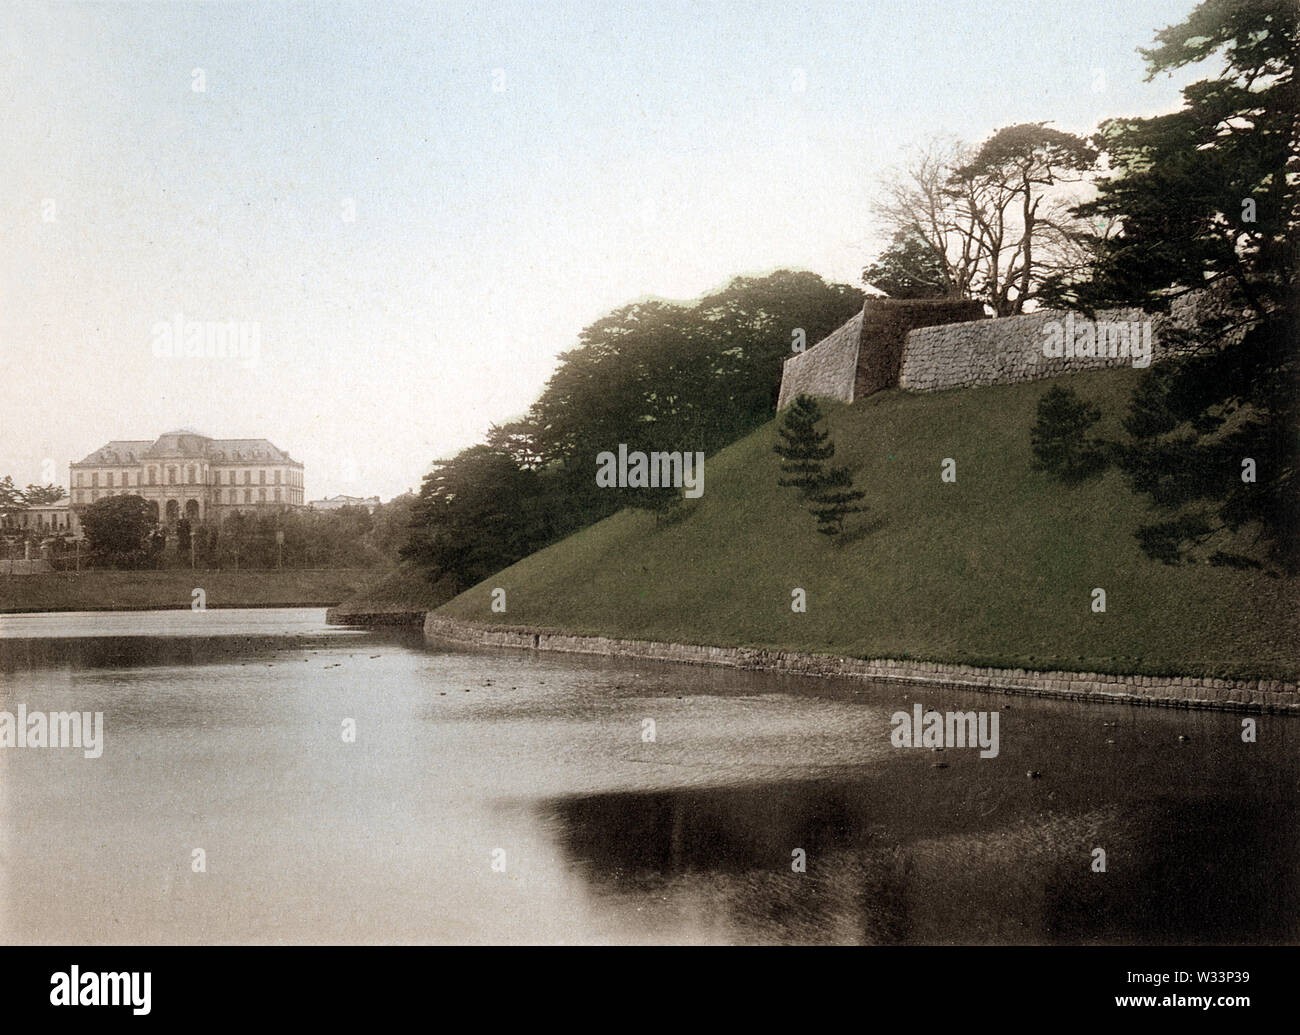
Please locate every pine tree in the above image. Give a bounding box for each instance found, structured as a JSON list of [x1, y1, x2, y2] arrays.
[[773, 394, 835, 496], [1030, 385, 1109, 483], [1061, 0, 1299, 571], [807, 465, 867, 536], [774, 395, 869, 536]]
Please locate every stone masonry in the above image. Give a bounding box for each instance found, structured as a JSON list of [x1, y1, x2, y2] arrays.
[[777, 298, 985, 409], [899, 305, 1154, 392], [779, 288, 1239, 406], [424, 616, 1299, 715], [775, 311, 863, 409]]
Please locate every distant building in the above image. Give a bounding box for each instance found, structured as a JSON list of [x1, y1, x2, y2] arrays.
[[308, 494, 381, 513], [70, 428, 305, 524], [0, 501, 82, 538]]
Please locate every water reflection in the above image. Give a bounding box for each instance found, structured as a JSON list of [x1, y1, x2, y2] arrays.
[[1, 609, 1296, 945], [544, 781, 1299, 945]]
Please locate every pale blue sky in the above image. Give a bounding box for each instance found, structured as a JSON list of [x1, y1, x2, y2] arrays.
[[1, 0, 1201, 499]]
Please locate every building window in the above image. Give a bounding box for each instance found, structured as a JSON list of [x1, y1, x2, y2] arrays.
[[244, 489, 251, 504], [148, 467, 156, 486], [91, 473, 98, 487], [106, 472, 114, 488], [259, 488, 267, 502], [275, 487, 282, 502], [244, 470, 251, 485], [275, 470, 282, 485], [259, 470, 266, 485]]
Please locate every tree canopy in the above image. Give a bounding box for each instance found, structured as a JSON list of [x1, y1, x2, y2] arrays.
[[1056, 0, 1299, 571], [403, 270, 865, 588]]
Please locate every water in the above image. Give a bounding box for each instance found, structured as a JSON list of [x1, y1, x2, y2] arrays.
[[1, 608, 1296, 944]]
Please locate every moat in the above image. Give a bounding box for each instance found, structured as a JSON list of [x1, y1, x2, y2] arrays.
[[2, 608, 1295, 944]]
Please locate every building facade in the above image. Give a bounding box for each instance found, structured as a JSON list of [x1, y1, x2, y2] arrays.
[[70, 429, 305, 524], [0, 502, 81, 537], [307, 494, 381, 513]]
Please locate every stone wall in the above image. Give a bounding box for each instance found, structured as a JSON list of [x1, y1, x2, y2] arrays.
[[778, 298, 986, 408], [855, 298, 987, 397], [424, 616, 1299, 714], [899, 305, 1155, 392], [777, 288, 1241, 405], [776, 311, 862, 409]]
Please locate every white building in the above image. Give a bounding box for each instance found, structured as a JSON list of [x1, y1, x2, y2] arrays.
[[307, 494, 381, 513]]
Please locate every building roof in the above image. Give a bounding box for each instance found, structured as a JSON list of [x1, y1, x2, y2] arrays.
[[75, 434, 299, 466], [72, 441, 154, 465]]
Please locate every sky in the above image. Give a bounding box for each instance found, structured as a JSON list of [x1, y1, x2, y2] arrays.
[[0, 0, 1204, 501]]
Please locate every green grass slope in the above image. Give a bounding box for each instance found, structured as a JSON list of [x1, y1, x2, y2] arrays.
[[437, 368, 1299, 680], [328, 564, 456, 618]]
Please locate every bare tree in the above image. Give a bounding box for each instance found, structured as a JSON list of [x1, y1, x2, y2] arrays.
[[874, 137, 982, 300], [870, 125, 1098, 314], [952, 123, 1098, 314]]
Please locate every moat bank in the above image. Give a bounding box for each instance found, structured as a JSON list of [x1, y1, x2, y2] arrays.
[[325, 565, 453, 626], [424, 615, 1300, 715], [0, 569, 376, 613]]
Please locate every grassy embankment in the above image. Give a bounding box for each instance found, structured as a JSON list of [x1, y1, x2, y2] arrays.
[[325, 565, 456, 623], [0, 568, 377, 613], [436, 367, 1300, 681]]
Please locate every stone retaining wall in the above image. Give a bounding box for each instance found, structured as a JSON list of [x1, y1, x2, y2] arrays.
[[778, 298, 986, 408], [778, 287, 1245, 404], [325, 607, 425, 626], [424, 615, 1299, 714], [855, 298, 987, 397], [899, 306, 1154, 392], [776, 312, 863, 409]]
